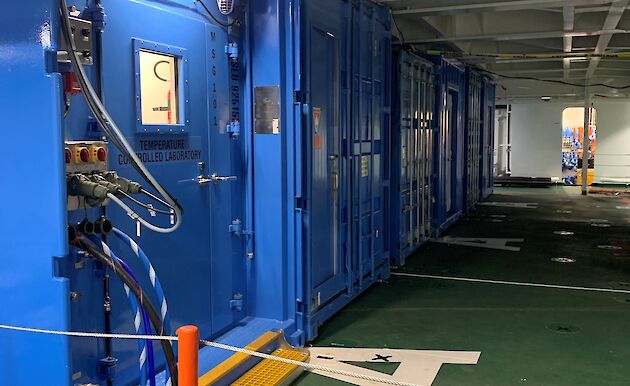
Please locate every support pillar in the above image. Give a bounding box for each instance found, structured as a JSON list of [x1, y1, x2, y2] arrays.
[[581, 85, 591, 196]]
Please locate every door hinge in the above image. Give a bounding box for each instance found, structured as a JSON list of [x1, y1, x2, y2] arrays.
[[227, 120, 240, 139], [225, 42, 238, 61], [229, 219, 253, 237], [293, 90, 306, 104], [296, 298, 306, 313], [294, 196, 305, 210], [229, 293, 243, 312], [84, 3, 106, 32]]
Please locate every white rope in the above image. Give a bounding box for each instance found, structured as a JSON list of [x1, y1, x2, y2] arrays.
[[391, 272, 630, 294], [0, 324, 422, 386]]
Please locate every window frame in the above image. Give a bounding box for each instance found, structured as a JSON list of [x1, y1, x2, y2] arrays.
[[133, 38, 190, 133]]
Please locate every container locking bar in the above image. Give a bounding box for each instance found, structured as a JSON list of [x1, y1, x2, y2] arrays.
[[198, 173, 238, 185]]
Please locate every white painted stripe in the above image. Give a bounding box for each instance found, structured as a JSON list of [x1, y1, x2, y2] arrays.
[[134, 311, 142, 331], [149, 266, 156, 286], [161, 299, 167, 320], [391, 272, 630, 294], [131, 240, 139, 256], [140, 346, 147, 367]]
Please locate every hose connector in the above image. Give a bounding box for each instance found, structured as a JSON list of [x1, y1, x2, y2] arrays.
[[103, 172, 142, 194], [78, 219, 95, 234], [94, 216, 113, 235], [68, 174, 109, 199]]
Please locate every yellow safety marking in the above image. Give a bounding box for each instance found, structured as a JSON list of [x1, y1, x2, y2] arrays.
[[198, 331, 281, 386], [232, 348, 309, 386]]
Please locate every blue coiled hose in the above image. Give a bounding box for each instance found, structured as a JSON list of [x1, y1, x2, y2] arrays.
[[111, 228, 172, 386]]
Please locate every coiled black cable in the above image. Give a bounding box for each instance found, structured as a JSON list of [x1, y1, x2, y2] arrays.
[[72, 234, 179, 385]]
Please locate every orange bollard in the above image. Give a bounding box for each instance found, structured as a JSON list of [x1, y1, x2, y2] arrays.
[[177, 325, 199, 386]]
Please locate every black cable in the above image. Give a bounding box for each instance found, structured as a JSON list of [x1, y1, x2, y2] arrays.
[[196, 0, 246, 28], [59, 2, 141, 171], [89, 175, 174, 215], [117, 190, 173, 215], [72, 235, 178, 386], [392, 16, 407, 46], [60, 0, 183, 229], [59, 4, 127, 153], [141, 188, 174, 209], [474, 67, 630, 90]]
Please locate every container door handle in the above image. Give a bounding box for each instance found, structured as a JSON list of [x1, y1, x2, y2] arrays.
[[198, 173, 237, 185]]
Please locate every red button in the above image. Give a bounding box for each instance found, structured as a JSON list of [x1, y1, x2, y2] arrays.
[[96, 147, 107, 162], [79, 148, 90, 163]]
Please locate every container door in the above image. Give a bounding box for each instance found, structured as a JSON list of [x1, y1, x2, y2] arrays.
[[309, 27, 343, 309], [484, 105, 493, 192], [411, 67, 419, 245], [445, 93, 453, 212], [100, 4, 244, 379], [400, 67, 412, 253]]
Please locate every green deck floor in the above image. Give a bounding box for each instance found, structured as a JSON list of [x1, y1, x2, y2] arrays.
[[295, 186, 630, 385]]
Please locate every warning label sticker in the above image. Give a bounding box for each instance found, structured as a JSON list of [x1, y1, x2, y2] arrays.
[[314, 134, 322, 150], [313, 107, 321, 133], [361, 156, 370, 177]]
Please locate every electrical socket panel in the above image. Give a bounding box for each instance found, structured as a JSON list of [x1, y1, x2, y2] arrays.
[[65, 141, 108, 174]]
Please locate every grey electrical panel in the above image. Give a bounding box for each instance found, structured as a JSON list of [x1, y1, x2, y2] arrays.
[[254, 86, 280, 134]]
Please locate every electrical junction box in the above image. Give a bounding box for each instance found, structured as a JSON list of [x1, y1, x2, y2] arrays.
[[58, 16, 93, 65]]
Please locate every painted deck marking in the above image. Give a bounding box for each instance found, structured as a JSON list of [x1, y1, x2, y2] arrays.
[[391, 272, 630, 294], [309, 347, 480, 386], [432, 236, 524, 251], [479, 202, 538, 209]]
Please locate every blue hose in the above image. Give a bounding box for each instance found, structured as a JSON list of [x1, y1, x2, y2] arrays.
[[96, 238, 157, 386], [116, 255, 157, 386], [111, 228, 172, 385]]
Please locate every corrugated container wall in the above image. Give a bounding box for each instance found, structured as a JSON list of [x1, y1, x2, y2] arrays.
[[430, 57, 466, 235], [247, 0, 391, 344], [464, 68, 496, 209], [481, 77, 496, 199], [390, 49, 435, 267], [464, 68, 483, 211]]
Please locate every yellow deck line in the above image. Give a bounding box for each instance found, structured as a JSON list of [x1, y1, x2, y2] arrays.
[[198, 331, 281, 386]]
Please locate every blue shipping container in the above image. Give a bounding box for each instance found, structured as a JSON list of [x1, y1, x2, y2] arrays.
[[481, 77, 496, 199], [390, 49, 435, 266], [464, 67, 497, 209], [464, 67, 483, 211], [247, 0, 391, 344], [429, 57, 466, 235]]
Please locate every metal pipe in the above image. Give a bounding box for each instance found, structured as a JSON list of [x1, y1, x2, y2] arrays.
[[581, 85, 591, 195]]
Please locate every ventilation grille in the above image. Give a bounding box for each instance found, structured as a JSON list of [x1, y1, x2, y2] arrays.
[[216, 0, 235, 15]]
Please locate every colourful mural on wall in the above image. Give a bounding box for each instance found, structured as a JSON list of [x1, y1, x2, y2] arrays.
[[562, 107, 596, 185]]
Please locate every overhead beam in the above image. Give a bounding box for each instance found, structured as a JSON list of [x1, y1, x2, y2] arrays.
[[586, 0, 629, 78], [407, 29, 629, 44], [390, 0, 614, 16]]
